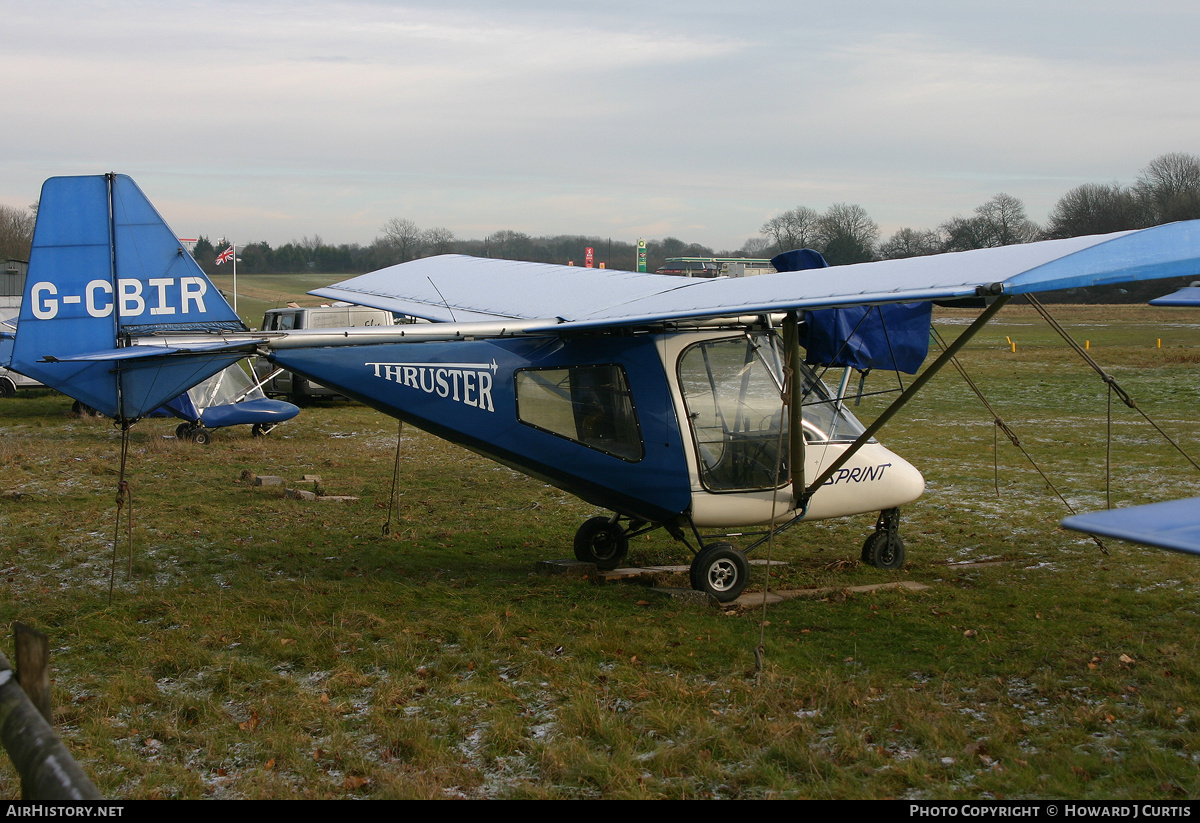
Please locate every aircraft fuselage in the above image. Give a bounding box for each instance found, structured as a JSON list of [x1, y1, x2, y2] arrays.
[[268, 327, 925, 531]]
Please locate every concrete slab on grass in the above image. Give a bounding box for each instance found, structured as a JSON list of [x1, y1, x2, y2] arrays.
[[541, 559, 928, 608]]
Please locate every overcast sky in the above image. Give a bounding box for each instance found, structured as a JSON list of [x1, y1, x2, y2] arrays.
[[3, 0, 1198, 253]]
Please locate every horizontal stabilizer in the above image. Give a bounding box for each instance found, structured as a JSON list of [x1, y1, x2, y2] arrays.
[[43, 339, 262, 363]]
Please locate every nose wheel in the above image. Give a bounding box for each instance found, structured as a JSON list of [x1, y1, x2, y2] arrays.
[[862, 507, 905, 569]]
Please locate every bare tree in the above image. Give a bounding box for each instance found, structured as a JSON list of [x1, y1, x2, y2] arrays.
[[941, 193, 1038, 251], [1045, 182, 1145, 239], [939, 215, 993, 252], [297, 234, 324, 253], [760, 206, 821, 254], [738, 236, 772, 257], [975, 193, 1040, 246], [1136, 152, 1200, 224], [421, 227, 456, 256], [486, 230, 534, 260], [816, 202, 879, 265], [0, 204, 36, 261], [380, 217, 425, 264], [879, 227, 942, 259]]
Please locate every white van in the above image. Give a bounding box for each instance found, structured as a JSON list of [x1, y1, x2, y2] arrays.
[[0, 312, 44, 397], [256, 305, 395, 402]]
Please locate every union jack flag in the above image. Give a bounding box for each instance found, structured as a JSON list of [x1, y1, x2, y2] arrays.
[[215, 245, 235, 265]]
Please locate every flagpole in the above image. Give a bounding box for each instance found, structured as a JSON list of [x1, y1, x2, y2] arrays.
[[216, 241, 238, 319]]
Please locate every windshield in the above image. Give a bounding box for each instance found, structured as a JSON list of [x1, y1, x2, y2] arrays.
[[678, 333, 868, 491], [187, 361, 266, 409]]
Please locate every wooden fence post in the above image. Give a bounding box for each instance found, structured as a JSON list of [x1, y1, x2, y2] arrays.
[[0, 635, 100, 799], [15, 623, 51, 723]]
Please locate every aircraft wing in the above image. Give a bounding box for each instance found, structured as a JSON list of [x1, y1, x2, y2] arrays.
[[1149, 285, 1200, 306], [313, 222, 1200, 330], [1062, 499, 1200, 556], [310, 257, 696, 323]]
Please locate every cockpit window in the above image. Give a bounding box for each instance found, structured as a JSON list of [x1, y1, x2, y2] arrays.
[[679, 335, 788, 490], [678, 333, 868, 491], [515, 364, 644, 462]]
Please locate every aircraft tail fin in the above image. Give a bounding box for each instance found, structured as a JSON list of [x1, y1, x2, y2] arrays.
[[10, 174, 252, 420]]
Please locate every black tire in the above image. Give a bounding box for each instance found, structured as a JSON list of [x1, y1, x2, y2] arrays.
[[176, 423, 193, 439], [690, 542, 750, 602], [862, 531, 905, 569], [0, 377, 15, 398], [190, 429, 211, 445], [251, 423, 275, 437], [573, 516, 629, 570]]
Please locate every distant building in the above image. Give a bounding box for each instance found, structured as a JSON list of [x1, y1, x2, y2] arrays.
[[0, 259, 28, 313], [656, 257, 775, 278]]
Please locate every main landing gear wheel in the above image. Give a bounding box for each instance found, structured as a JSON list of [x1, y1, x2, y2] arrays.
[[862, 507, 905, 569], [573, 516, 629, 570], [175, 423, 211, 444], [689, 542, 750, 603], [0, 377, 15, 398]]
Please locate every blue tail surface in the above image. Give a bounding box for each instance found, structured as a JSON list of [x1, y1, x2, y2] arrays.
[[10, 174, 256, 420]]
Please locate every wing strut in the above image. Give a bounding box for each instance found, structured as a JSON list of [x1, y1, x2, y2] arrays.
[[1023, 294, 1200, 480], [927, 325, 1110, 555], [796, 296, 1011, 514], [782, 312, 805, 505]]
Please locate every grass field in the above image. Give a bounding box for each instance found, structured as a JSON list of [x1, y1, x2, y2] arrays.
[[206, 273, 349, 329], [1, 304, 1199, 798]]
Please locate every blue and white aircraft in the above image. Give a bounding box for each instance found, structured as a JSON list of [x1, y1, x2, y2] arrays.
[[12, 174, 1200, 601], [157, 360, 299, 443]]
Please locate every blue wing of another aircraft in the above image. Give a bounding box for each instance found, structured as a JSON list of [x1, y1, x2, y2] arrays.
[[1062, 499, 1200, 556], [1149, 285, 1200, 306], [314, 222, 1200, 331]]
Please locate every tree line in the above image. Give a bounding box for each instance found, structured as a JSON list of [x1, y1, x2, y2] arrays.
[[2, 152, 1198, 297], [0, 201, 35, 263], [751, 152, 1200, 302], [189, 229, 716, 277], [759, 152, 1200, 267], [195, 150, 1200, 283]]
